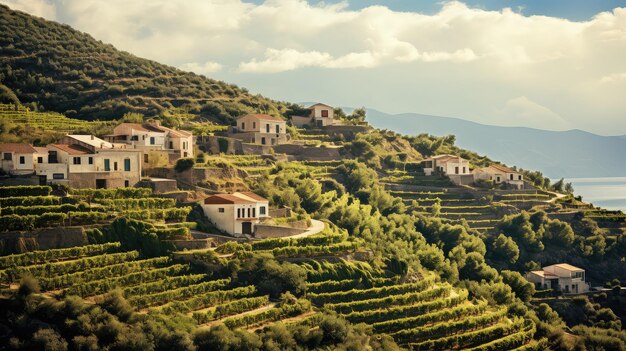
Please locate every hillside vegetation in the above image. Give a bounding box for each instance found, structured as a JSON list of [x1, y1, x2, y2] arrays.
[[0, 4, 298, 123]]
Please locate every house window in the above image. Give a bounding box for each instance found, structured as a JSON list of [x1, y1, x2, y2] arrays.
[[131, 135, 139, 141], [3, 153, 11, 161], [252, 208, 256, 217], [169, 141, 173, 149], [124, 180, 129, 187], [510, 174, 514, 180], [276, 125, 280, 133], [253, 122, 256, 129], [266, 124, 270, 133], [261, 137, 266, 145], [52, 173, 64, 179], [241, 122, 245, 130], [259, 206, 266, 215], [247, 208, 251, 218], [88, 157, 93, 165], [114, 162, 118, 171], [104, 159, 110, 171], [144, 154, 149, 163], [463, 167, 466, 173], [518, 175, 522, 180], [48, 151, 58, 164], [455, 166, 459, 174], [237, 208, 241, 218], [73, 157, 81, 165], [124, 159, 131, 171], [19, 156, 25, 164], [150, 137, 155, 145], [321, 110, 329, 117], [218, 208, 225, 213], [37, 157, 43, 163]]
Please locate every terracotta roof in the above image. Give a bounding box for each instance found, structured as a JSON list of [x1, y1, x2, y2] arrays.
[[157, 125, 193, 138], [50, 144, 92, 155], [238, 114, 285, 122], [117, 123, 159, 133], [530, 270, 558, 278], [307, 103, 334, 109], [0, 143, 37, 154], [234, 192, 269, 202], [488, 164, 519, 174], [33, 147, 49, 154], [545, 263, 584, 272], [204, 194, 256, 205]]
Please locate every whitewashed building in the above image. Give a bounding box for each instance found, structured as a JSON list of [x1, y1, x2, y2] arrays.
[[0, 143, 38, 175], [526, 263, 589, 294], [105, 121, 193, 164], [201, 192, 270, 235]]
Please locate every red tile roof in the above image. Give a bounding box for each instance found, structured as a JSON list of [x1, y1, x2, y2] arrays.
[[307, 103, 333, 109], [235, 192, 269, 202], [50, 144, 92, 155], [489, 164, 519, 174], [239, 114, 285, 122], [204, 194, 256, 205], [0, 143, 37, 154]]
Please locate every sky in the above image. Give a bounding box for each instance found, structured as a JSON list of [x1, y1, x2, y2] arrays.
[[2, 0, 626, 135]]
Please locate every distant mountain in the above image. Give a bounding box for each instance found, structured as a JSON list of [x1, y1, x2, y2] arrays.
[[0, 4, 295, 122], [367, 109, 626, 178]]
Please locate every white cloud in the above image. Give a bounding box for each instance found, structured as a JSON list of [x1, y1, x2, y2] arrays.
[[179, 61, 223, 75], [496, 96, 570, 131], [1, 0, 626, 134]]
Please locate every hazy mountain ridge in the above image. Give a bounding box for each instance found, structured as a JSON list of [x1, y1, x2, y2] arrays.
[[367, 109, 626, 178]]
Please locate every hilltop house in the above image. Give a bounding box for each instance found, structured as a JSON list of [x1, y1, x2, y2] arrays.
[[105, 121, 193, 164], [201, 192, 270, 236], [291, 103, 340, 128], [233, 114, 288, 146], [526, 264, 589, 294], [474, 164, 524, 189], [36, 135, 142, 189], [422, 155, 471, 176], [0, 143, 38, 175]]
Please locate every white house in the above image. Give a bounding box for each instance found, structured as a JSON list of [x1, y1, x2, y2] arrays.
[[0, 143, 38, 175], [201, 191, 270, 236], [291, 103, 340, 128], [474, 164, 524, 189], [233, 114, 288, 146], [36, 135, 142, 189], [105, 121, 194, 163], [526, 263, 589, 294], [422, 155, 471, 176]]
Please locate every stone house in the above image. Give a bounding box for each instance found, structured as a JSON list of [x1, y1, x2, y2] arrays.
[[291, 103, 340, 128], [422, 155, 471, 176], [474, 164, 524, 189], [233, 114, 288, 146]]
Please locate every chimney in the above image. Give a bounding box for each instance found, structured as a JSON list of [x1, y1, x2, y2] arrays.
[[91, 135, 94, 140]]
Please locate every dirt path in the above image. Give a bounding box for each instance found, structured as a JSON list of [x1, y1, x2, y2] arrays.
[[198, 302, 277, 329]]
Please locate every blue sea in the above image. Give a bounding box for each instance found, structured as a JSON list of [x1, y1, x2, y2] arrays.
[[565, 177, 626, 212]]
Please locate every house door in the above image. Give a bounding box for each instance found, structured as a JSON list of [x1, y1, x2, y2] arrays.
[[242, 222, 253, 235], [96, 179, 107, 189], [38, 175, 47, 185]]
